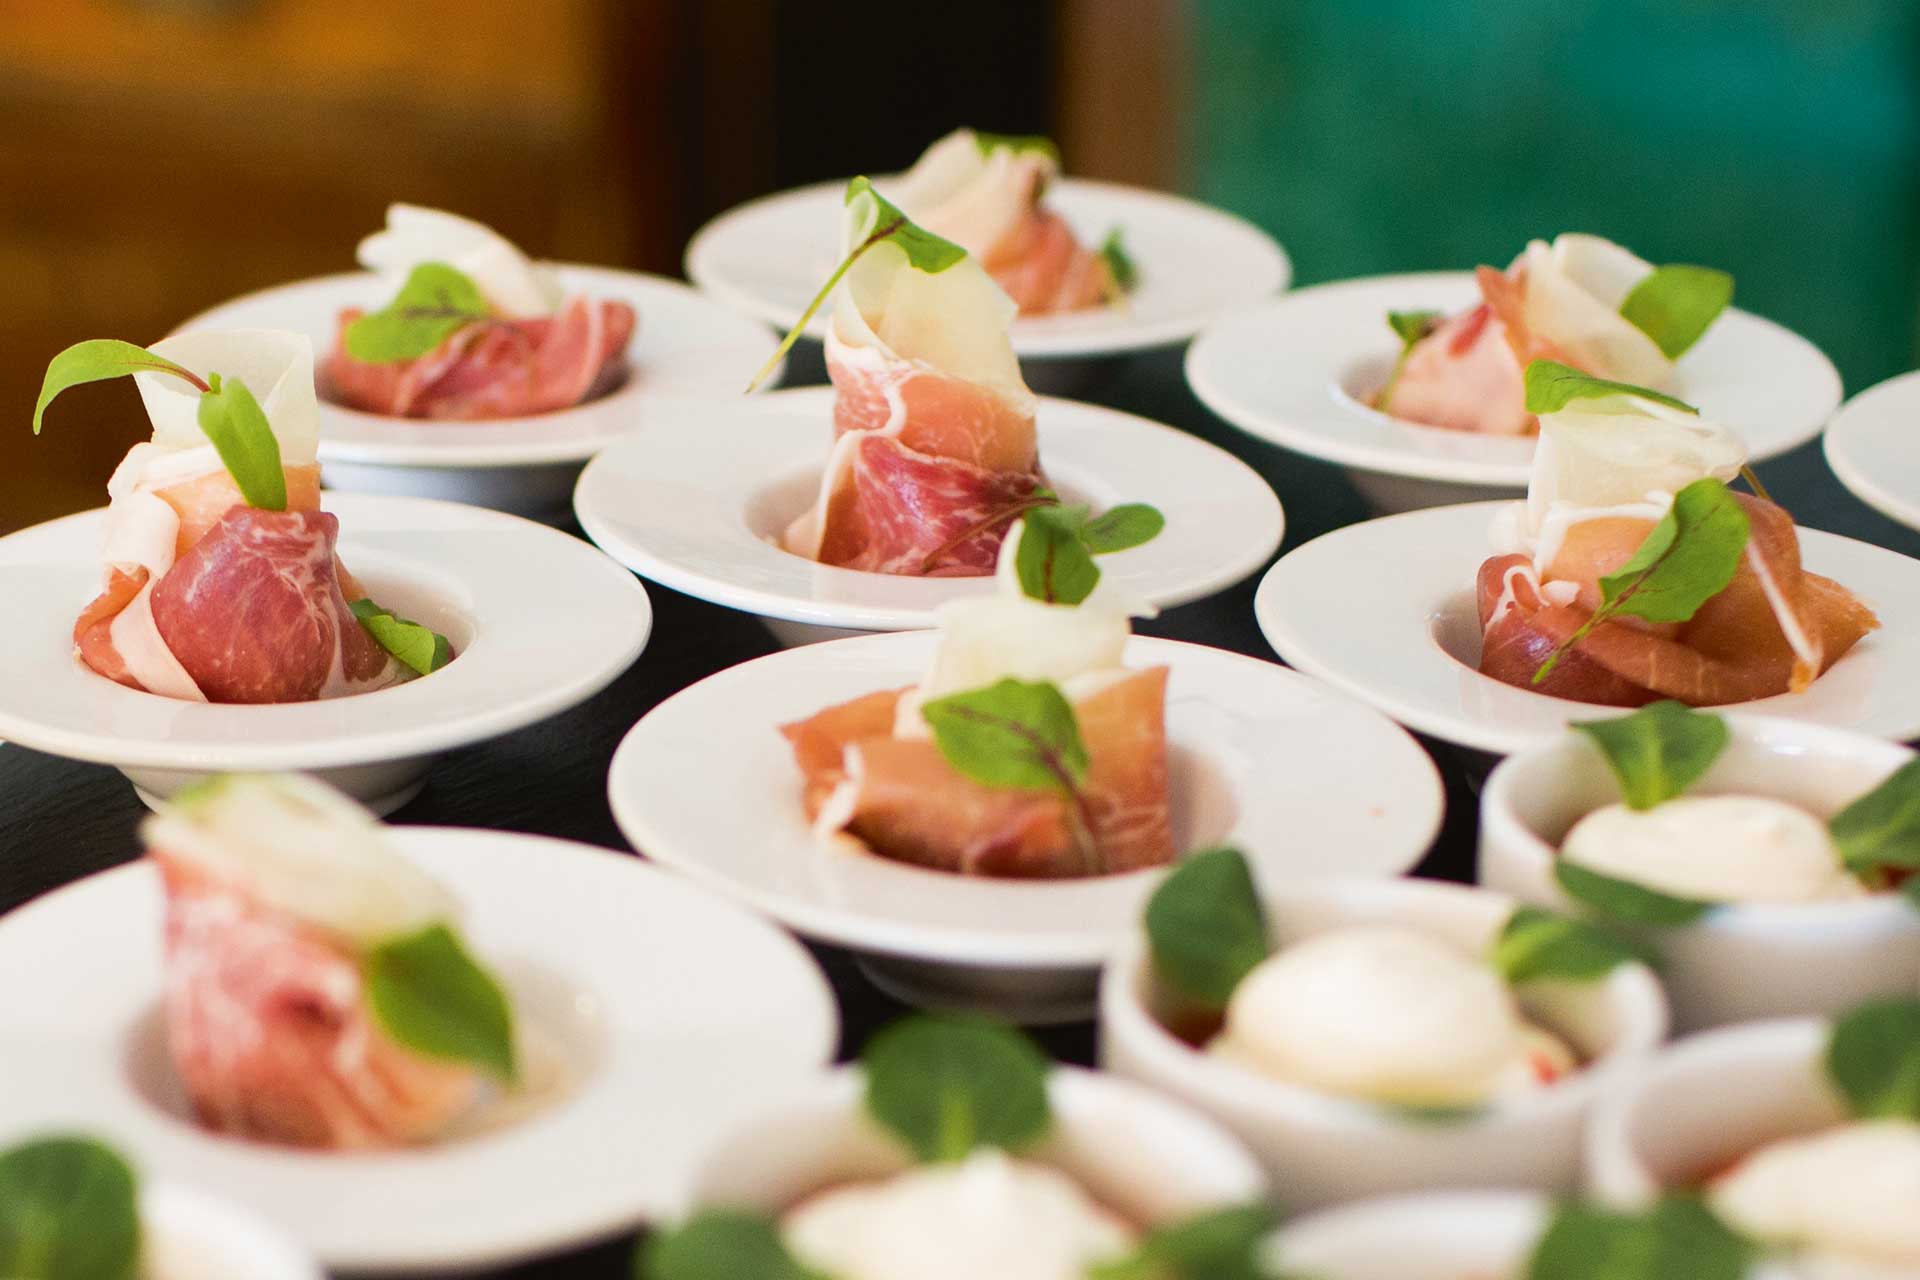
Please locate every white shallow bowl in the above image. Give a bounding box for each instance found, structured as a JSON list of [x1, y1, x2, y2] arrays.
[[1255, 500, 1920, 756], [1585, 1018, 1840, 1206], [1187, 272, 1840, 513], [685, 177, 1291, 361], [0, 492, 651, 814], [574, 386, 1284, 646], [684, 1065, 1267, 1227], [1099, 878, 1670, 1209], [0, 827, 839, 1274], [1481, 715, 1920, 1032], [1825, 369, 1920, 536], [608, 630, 1442, 1023], [180, 265, 786, 518], [141, 1183, 321, 1280], [1267, 1190, 1550, 1280]]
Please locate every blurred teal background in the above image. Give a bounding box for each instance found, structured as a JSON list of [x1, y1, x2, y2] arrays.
[[1189, 0, 1920, 393]]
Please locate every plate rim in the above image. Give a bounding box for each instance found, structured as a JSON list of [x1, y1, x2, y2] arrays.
[[1824, 369, 1920, 533]]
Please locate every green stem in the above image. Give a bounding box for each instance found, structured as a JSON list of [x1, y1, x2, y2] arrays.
[[746, 217, 904, 394]]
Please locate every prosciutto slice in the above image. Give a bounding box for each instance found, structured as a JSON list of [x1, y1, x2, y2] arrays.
[[981, 206, 1115, 315], [152, 844, 480, 1149], [1477, 493, 1879, 706], [782, 668, 1174, 878], [321, 296, 636, 419]]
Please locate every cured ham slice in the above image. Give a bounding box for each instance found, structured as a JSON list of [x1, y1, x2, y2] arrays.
[[889, 129, 1118, 316], [784, 180, 1045, 576], [1477, 493, 1879, 706], [145, 775, 492, 1149], [1381, 301, 1533, 436], [321, 297, 636, 420], [782, 668, 1174, 878]]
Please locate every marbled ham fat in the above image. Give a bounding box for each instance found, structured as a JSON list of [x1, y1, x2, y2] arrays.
[[154, 850, 480, 1149], [322, 296, 636, 419]]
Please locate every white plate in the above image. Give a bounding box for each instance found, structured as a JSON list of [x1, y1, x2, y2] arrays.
[[0, 827, 839, 1273], [1254, 501, 1920, 756], [607, 630, 1441, 1022], [573, 387, 1284, 641], [179, 266, 785, 515], [1187, 272, 1840, 507], [0, 493, 651, 812], [1824, 369, 1920, 533], [685, 178, 1291, 360]]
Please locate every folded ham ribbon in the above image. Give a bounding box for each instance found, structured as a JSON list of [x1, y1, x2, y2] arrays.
[[148, 775, 484, 1148], [1384, 234, 1683, 436], [75, 330, 405, 703], [319, 204, 636, 419], [782, 523, 1176, 878], [1475, 393, 1877, 706], [889, 129, 1116, 315], [783, 182, 1048, 576]]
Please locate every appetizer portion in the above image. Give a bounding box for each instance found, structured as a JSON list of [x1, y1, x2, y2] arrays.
[[885, 128, 1131, 315], [1144, 849, 1650, 1113], [145, 774, 516, 1149], [1706, 999, 1920, 1278], [1377, 233, 1731, 435], [782, 505, 1172, 878], [320, 205, 636, 419], [1551, 703, 1920, 916], [759, 178, 1047, 576], [641, 1014, 1273, 1280], [34, 333, 453, 703], [1476, 362, 1876, 706]]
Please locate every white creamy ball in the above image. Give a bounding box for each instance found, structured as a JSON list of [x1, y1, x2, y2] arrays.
[[1710, 1120, 1920, 1274], [1562, 796, 1861, 905]]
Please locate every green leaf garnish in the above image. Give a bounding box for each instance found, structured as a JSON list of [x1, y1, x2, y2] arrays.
[[1571, 702, 1730, 811], [197, 372, 287, 512], [0, 1137, 140, 1280], [637, 1211, 832, 1280], [1619, 265, 1734, 360], [1013, 502, 1164, 605], [861, 1013, 1052, 1163], [1099, 227, 1138, 295], [1533, 478, 1751, 685], [1384, 1101, 1486, 1125], [363, 922, 516, 1082], [1081, 503, 1165, 554], [1376, 309, 1443, 409], [1829, 758, 1920, 887], [1555, 860, 1714, 925], [344, 261, 491, 364], [1524, 1197, 1756, 1280], [1825, 996, 1920, 1121], [1522, 359, 1698, 416], [350, 599, 454, 677], [746, 176, 967, 392], [1144, 847, 1271, 1012], [972, 130, 1061, 164], [33, 339, 208, 435], [1087, 1204, 1278, 1280], [1491, 906, 1658, 984], [922, 677, 1089, 795]]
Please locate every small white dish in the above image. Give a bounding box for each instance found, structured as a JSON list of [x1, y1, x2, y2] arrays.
[[1824, 369, 1920, 535], [684, 1064, 1267, 1227], [0, 827, 840, 1274], [608, 629, 1441, 1023], [1187, 273, 1840, 512], [179, 266, 786, 518], [1099, 878, 1670, 1209], [141, 1183, 322, 1280], [0, 492, 652, 814], [685, 178, 1291, 361], [1267, 1190, 1550, 1280], [573, 386, 1284, 646], [1481, 715, 1920, 1032], [1255, 500, 1920, 756], [1584, 1018, 1837, 1207]]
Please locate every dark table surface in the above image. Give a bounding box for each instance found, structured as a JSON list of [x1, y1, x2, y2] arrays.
[[2, 342, 1916, 1277]]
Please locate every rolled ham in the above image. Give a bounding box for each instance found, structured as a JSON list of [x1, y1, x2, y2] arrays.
[[321, 296, 636, 419], [1477, 492, 1879, 706], [782, 668, 1174, 879]]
